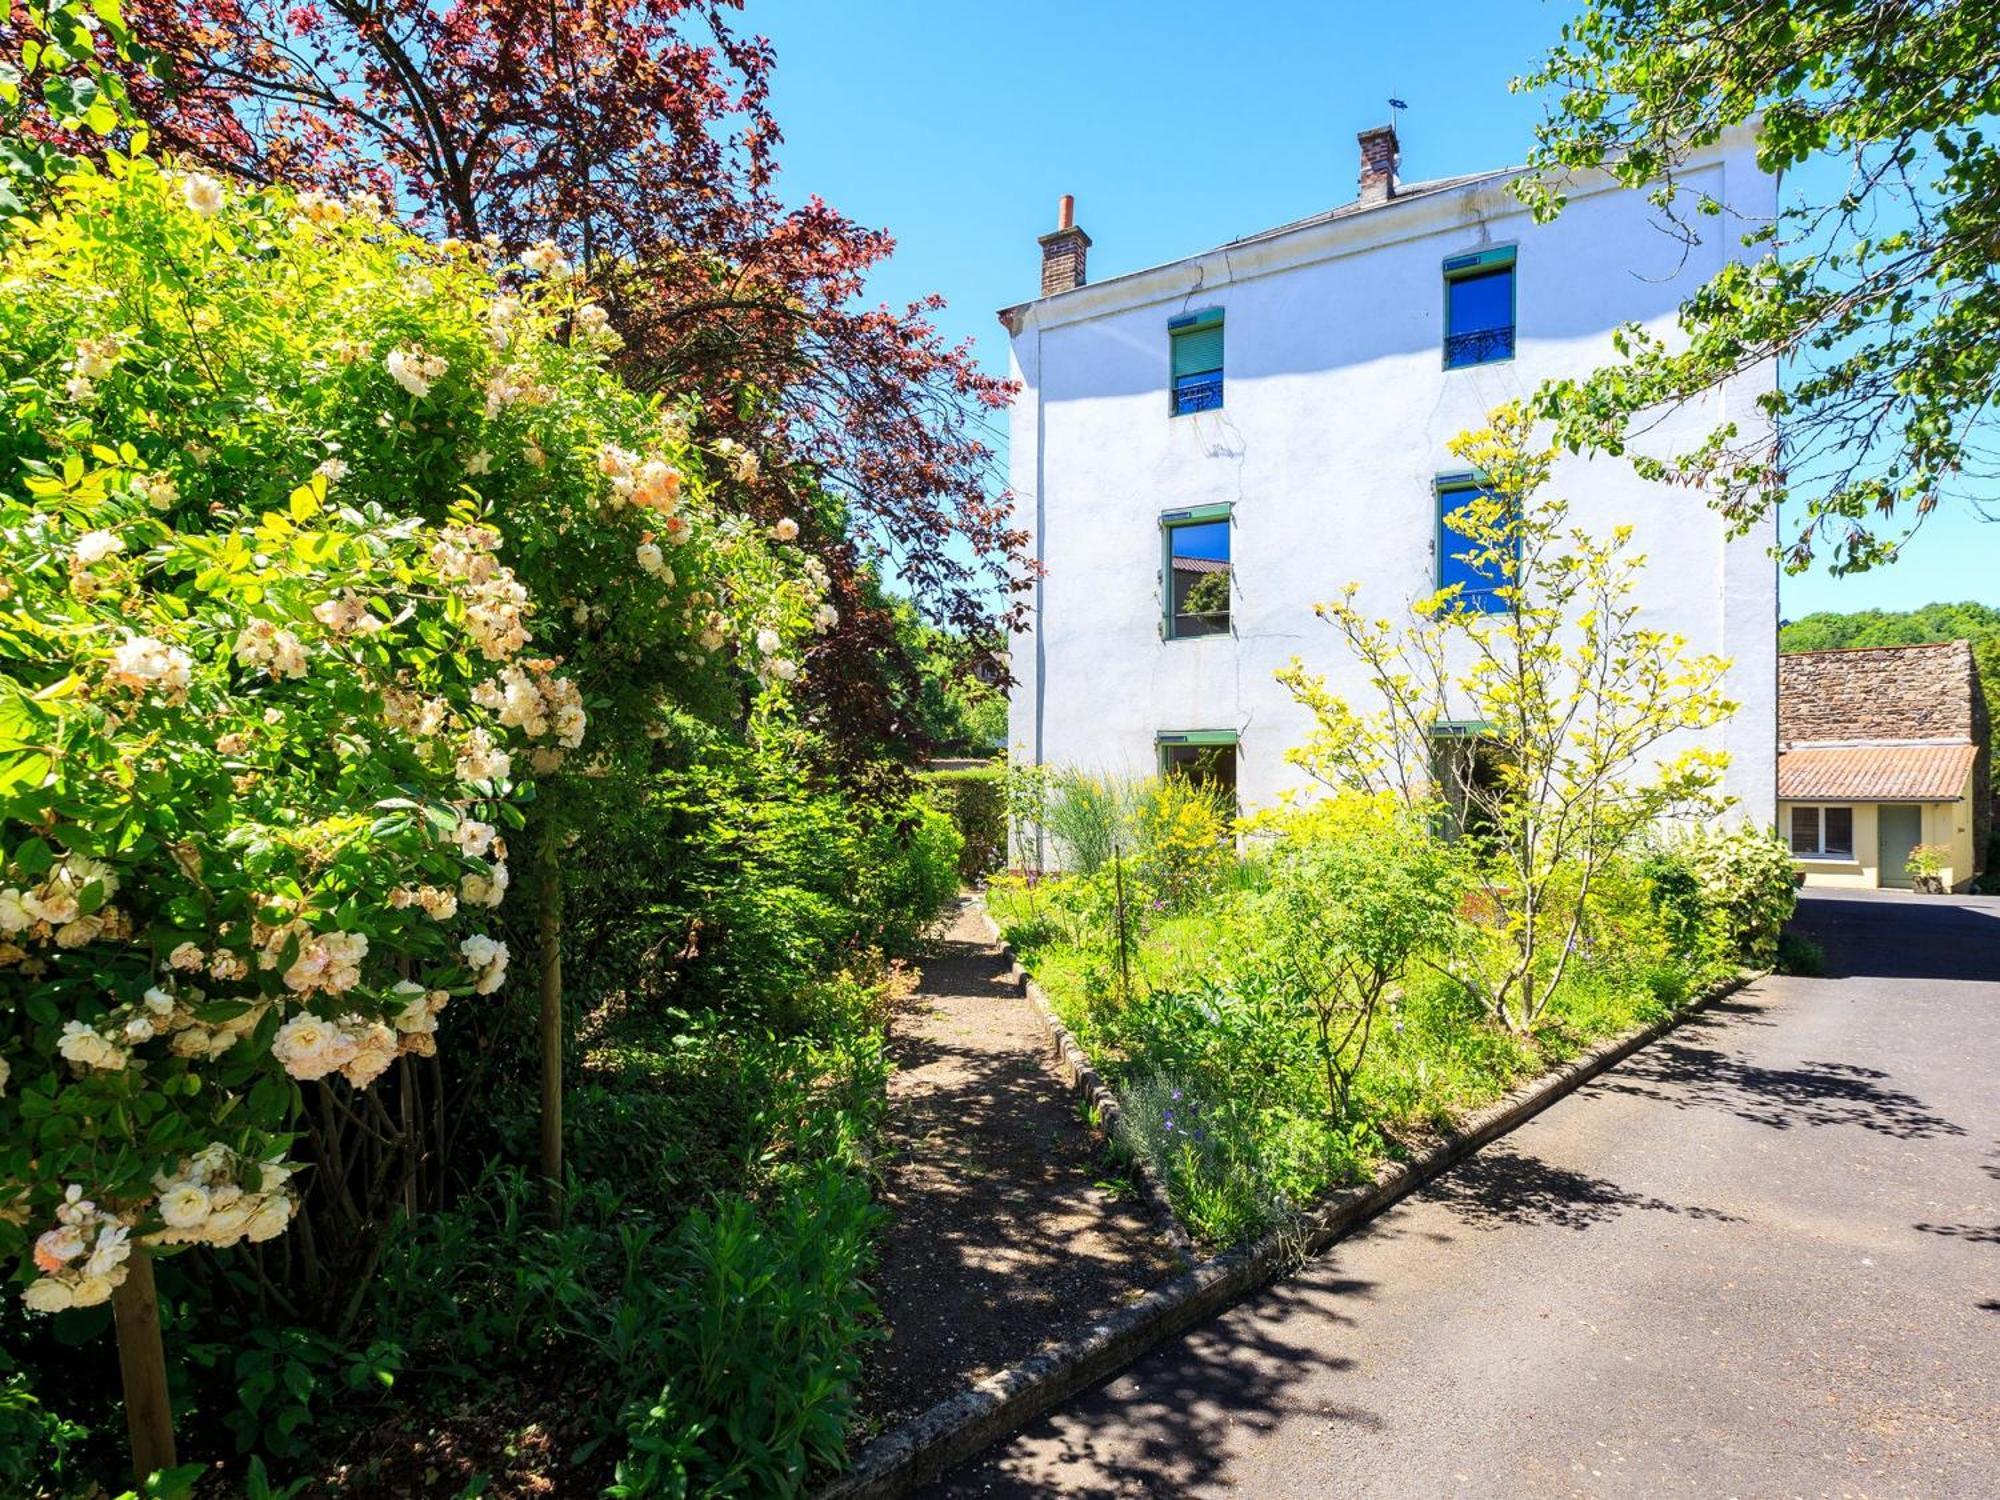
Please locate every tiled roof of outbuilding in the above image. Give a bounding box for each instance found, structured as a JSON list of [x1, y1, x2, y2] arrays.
[[1777, 742, 1977, 803]]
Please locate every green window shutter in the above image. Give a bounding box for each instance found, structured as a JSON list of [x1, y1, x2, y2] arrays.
[[1159, 502, 1233, 526], [1442, 245, 1517, 279], [1171, 323, 1224, 377]]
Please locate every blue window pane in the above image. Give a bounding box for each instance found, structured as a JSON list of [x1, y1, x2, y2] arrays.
[[1171, 519, 1229, 562], [1438, 488, 1510, 612], [1445, 266, 1515, 368]]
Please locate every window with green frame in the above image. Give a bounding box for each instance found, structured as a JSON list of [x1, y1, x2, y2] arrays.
[[1430, 722, 1507, 842], [1435, 473, 1516, 613], [1443, 246, 1515, 368], [1157, 731, 1238, 811], [1161, 504, 1231, 639], [1169, 309, 1223, 414]]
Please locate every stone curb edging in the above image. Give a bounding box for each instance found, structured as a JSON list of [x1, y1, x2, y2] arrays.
[[962, 899, 1199, 1267], [821, 956, 1760, 1500]]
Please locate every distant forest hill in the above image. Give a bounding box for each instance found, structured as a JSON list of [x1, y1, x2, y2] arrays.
[[1781, 601, 2000, 760]]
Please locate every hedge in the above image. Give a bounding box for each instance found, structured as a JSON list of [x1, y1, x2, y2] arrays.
[[918, 765, 1006, 882]]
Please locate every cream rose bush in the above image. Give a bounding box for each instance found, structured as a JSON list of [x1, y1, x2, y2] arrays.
[[0, 159, 820, 1316]]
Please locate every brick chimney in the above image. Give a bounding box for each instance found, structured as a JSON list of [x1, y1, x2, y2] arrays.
[[1038, 194, 1091, 296], [1357, 124, 1399, 204]]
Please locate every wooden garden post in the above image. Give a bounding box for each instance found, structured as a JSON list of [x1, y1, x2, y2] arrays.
[[537, 813, 565, 1225], [111, 1246, 177, 1482]]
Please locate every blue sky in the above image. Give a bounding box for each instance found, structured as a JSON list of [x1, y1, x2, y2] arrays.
[[750, 0, 1995, 621]]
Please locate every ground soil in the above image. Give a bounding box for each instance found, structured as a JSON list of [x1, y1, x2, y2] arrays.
[[857, 898, 1180, 1433]]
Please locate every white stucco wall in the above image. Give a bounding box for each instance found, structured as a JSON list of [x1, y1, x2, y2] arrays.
[[1006, 128, 1778, 828]]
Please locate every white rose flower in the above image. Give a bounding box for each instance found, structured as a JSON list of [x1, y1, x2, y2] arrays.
[[635, 541, 665, 575], [271, 1012, 352, 1081], [460, 861, 509, 909], [459, 934, 509, 995], [132, 472, 178, 510], [158, 1182, 212, 1230], [73, 529, 125, 565], [181, 173, 225, 218], [74, 338, 119, 379], [83, 1224, 131, 1279], [68, 1275, 115, 1308], [106, 635, 193, 701], [245, 1197, 293, 1242], [21, 1278, 74, 1314], [755, 629, 781, 655], [521, 239, 572, 278], [771, 517, 799, 542], [204, 1200, 256, 1242], [57, 1021, 126, 1071], [385, 345, 447, 399], [54, 913, 105, 949]]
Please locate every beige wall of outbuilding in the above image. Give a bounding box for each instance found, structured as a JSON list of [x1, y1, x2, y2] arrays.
[[1783, 772, 1979, 891]]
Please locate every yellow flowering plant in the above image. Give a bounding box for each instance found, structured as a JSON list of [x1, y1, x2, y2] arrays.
[[0, 153, 818, 1470]]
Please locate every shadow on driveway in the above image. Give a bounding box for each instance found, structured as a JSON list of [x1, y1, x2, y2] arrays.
[[1789, 887, 2000, 981], [931, 1275, 1384, 1498]]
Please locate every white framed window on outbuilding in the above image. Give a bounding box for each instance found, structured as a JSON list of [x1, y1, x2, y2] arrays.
[[1789, 804, 1855, 859]]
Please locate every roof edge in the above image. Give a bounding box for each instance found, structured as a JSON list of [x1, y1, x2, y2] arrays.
[[998, 121, 1763, 332]]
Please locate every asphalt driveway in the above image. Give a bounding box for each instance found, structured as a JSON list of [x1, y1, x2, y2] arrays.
[[927, 889, 2000, 1498]]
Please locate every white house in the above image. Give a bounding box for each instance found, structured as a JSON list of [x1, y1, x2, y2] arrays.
[[1000, 121, 1778, 823]]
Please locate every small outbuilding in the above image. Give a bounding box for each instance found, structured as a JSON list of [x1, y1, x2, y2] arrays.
[[1778, 641, 1990, 890]]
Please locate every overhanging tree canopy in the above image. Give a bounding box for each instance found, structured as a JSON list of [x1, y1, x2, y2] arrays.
[[93, 0, 1027, 754], [1516, 0, 2000, 574]]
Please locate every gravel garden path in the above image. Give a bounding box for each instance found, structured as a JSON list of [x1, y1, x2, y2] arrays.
[[858, 896, 1180, 1432]]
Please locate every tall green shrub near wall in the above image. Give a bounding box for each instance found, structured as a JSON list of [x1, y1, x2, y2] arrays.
[[919, 766, 1006, 882]]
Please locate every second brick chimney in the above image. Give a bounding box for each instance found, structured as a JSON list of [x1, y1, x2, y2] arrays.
[[1357, 124, 1399, 204], [1039, 194, 1090, 296]]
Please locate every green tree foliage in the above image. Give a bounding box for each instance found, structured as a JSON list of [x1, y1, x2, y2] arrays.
[[1517, 0, 2000, 574], [1279, 404, 1738, 1031], [0, 0, 156, 211], [1242, 802, 1465, 1119], [1781, 601, 2000, 763], [887, 597, 1006, 758]]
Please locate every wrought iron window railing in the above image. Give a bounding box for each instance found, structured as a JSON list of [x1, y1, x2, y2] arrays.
[[1444, 325, 1515, 369], [1172, 369, 1224, 414]]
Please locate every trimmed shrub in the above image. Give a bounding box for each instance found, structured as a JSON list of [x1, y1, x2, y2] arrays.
[[1665, 823, 1799, 967], [919, 765, 1006, 881]]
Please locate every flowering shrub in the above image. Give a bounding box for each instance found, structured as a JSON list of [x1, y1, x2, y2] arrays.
[[0, 157, 819, 1320], [1131, 775, 1234, 909]]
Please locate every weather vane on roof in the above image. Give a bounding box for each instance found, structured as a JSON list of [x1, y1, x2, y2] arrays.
[[1389, 96, 1409, 130]]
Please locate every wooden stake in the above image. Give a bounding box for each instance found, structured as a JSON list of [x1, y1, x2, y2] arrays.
[[537, 814, 565, 1225], [111, 1246, 177, 1484]]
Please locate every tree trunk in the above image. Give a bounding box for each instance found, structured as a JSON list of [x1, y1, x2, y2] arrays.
[[112, 1247, 177, 1484], [537, 815, 566, 1225]]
